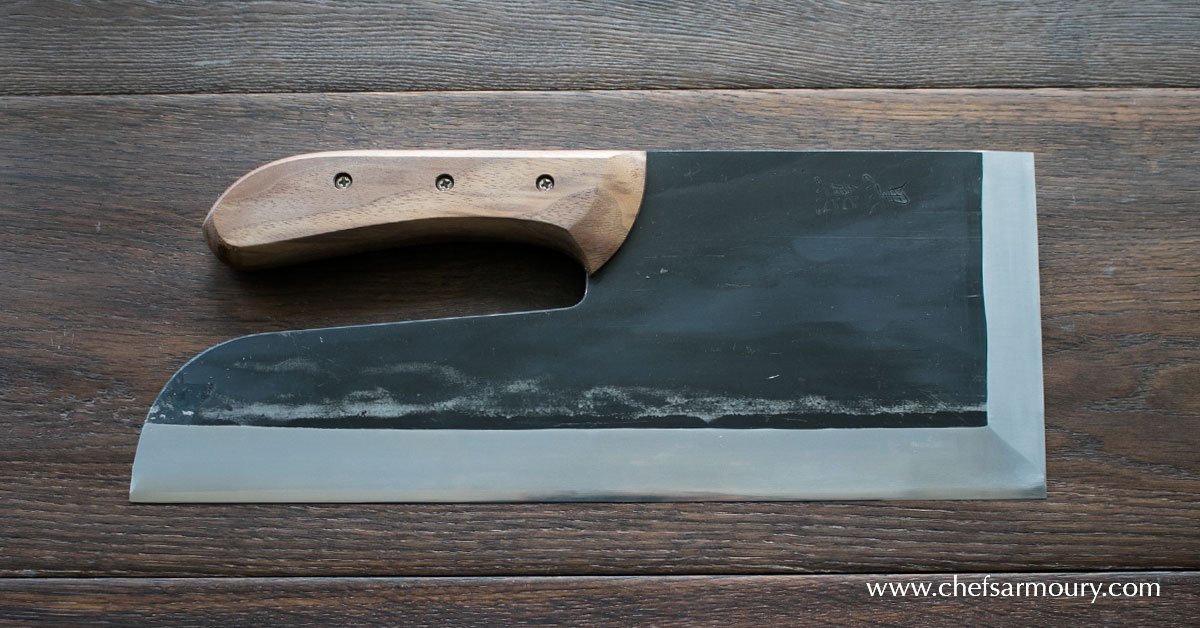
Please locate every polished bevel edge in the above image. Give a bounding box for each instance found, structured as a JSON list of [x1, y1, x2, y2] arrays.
[[130, 151, 1044, 502]]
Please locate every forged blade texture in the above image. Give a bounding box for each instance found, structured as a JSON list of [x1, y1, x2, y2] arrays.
[[148, 152, 986, 430]]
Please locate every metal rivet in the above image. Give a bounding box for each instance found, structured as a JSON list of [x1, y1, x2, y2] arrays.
[[435, 174, 454, 191], [333, 172, 352, 189], [536, 174, 555, 191]]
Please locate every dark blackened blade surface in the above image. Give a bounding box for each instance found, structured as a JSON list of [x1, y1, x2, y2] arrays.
[[149, 151, 985, 429]]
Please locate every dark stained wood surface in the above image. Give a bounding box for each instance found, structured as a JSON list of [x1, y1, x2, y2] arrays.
[[2, 89, 1197, 579], [1, 573, 1196, 626], [3, 1, 1200, 95], [6, 2, 1198, 621]]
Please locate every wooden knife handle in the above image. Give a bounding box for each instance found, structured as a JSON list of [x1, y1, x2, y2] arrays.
[[203, 150, 647, 273]]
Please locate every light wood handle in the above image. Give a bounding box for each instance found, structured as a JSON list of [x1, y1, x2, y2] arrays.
[[203, 150, 647, 273]]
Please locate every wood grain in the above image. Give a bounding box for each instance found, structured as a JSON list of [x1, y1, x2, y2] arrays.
[[204, 150, 646, 272], [1, 88, 1198, 577], [0, 573, 1195, 626], [3, 1, 1200, 95]]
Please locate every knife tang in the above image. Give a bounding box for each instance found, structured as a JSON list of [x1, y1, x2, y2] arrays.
[[203, 150, 647, 272]]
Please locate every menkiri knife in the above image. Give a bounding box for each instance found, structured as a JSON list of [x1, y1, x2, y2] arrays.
[[130, 150, 1044, 502]]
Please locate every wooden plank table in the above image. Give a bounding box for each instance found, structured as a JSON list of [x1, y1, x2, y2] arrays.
[[2, 2, 1197, 624]]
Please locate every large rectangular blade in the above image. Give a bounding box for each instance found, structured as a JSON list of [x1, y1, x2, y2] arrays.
[[131, 151, 1043, 501]]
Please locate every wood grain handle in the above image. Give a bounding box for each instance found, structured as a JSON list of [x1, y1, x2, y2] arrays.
[[203, 150, 647, 273]]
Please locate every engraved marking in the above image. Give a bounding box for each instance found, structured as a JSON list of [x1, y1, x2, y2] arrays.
[[814, 174, 910, 216]]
